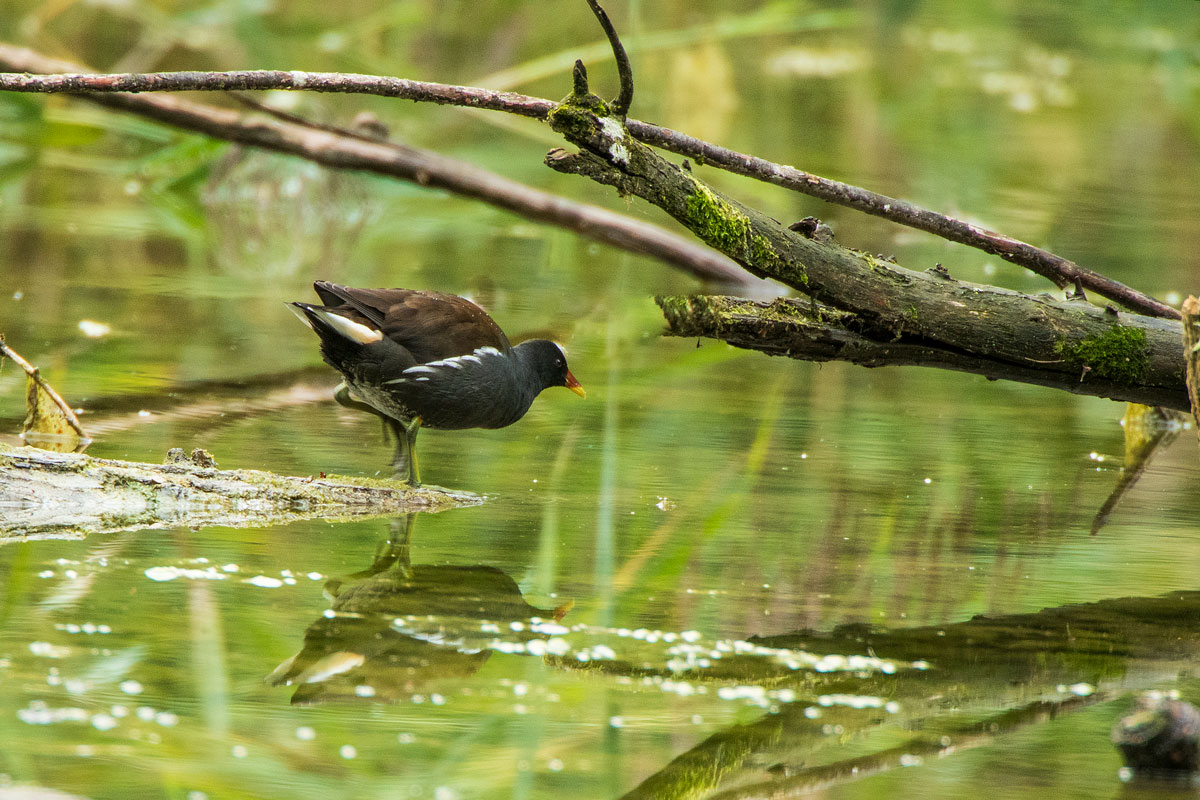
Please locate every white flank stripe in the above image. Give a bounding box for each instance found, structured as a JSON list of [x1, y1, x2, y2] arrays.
[[403, 365, 438, 375], [425, 357, 465, 369], [476, 346, 502, 357], [316, 310, 383, 343], [415, 377, 430, 382], [460, 355, 482, 365]]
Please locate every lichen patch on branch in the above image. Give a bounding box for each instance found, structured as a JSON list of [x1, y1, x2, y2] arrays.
[[1056, 325, 1150, 383]]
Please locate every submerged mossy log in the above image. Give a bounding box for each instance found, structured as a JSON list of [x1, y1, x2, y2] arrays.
[[0, 443, 481, 541]]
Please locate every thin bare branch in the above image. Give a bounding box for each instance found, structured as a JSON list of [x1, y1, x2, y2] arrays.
[[584, 0, 634, 116], [0, 47, 749, 286], [0, 44, 1178, 318], [625, 121, 1181, 320]]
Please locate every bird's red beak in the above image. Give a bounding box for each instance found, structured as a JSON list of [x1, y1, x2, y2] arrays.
[[565, 370, 586, 398]]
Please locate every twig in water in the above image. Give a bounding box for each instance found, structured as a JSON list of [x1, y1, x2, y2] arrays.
[[0, 335, 89, 444]]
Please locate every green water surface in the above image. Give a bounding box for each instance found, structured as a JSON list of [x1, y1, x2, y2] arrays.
[[2, 1, 1200, 798]]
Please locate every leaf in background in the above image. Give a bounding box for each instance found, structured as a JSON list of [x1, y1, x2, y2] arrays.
[[23, 371, 84, 452]]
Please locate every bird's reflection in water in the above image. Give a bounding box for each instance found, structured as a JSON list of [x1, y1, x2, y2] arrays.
[[267, 514, 571, 705]]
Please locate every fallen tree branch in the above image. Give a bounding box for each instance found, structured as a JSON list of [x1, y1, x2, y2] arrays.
[[540, 72, 1185, 403], [0, 443, 480, 542], [0, 43, 1176, 317], [625, 123, 1180, 319], [0, 337, 87, 439]]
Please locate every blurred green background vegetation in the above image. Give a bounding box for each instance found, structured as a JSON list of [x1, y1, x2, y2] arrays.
[[1, 1, 1200, 798]]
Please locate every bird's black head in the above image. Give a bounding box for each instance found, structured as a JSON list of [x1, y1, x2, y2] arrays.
[[516, 339, 586, 398]]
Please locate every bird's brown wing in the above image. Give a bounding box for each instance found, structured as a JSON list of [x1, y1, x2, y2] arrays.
[[312, 281, 510, 363]]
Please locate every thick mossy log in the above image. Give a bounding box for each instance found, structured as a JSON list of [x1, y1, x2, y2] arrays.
[[656, 295, 1190, 410], [0, 443, 481, 541]]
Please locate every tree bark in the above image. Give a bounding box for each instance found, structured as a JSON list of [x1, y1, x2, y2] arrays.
[[656, 295, 1189, 410], [0, 443, 480, 542]]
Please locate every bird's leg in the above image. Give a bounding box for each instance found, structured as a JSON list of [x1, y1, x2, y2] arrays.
[[330, 384, 424, 486], [405, 418, 422, 486], [390, 416, 422, 487], [388, 513, 415, 579], [332, 382, 383, 418], [334, 383, 419, 481]]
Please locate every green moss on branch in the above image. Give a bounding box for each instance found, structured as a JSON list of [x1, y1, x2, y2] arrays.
[[1057, 325, 1149, 383]]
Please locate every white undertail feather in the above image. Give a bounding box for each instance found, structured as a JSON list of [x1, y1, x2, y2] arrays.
[[313, 308, 383, 343], [287, 303, 316, 330]]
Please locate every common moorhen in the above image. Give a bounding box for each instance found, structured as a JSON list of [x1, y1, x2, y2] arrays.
[[290, 281, 584, 485]]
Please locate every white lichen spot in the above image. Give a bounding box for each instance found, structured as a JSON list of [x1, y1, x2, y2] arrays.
[[600, 116, 624, 140], [598, 117, 629, 166]]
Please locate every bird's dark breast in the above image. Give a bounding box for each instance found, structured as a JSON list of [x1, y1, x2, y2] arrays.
[[343, 381, 524, 430], [389, 375, 532, 430], [380, 352, 535, 430]]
